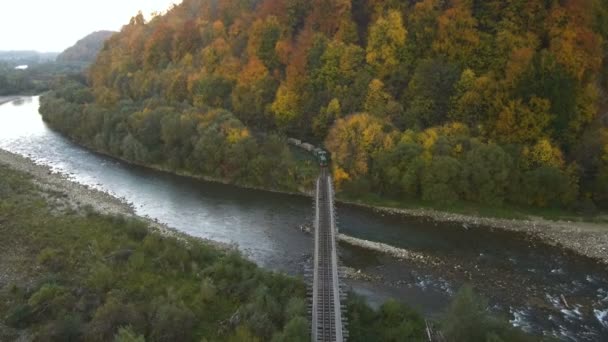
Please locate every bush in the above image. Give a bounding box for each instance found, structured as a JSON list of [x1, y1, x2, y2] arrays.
[[149, 300, 195, 342], [37, 247, 66, 272], [271, 316, 309, 342], [86, 298, 145, 342], [114, 326, 145, 342], [442, 286, 535, 342], [39, 314, 83, 342], [421, 156, 464, 205], [28, 284, 74, 318], [5, 304, 34, 328]]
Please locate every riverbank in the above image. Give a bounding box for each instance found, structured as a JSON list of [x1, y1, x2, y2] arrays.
[[341, 201, 608, 265], [0, 149, 232, 251], [0, 154, 313, 341]]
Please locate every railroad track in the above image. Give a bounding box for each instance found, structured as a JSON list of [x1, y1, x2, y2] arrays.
[[311, 168, 346, 342]]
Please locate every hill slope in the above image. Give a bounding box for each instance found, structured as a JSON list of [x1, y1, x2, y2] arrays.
[[41, 0, 608, 213], [57, 31, 115, 64]]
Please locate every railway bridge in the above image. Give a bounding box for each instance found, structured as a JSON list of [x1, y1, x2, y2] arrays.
[[310, 167, 347, 341]]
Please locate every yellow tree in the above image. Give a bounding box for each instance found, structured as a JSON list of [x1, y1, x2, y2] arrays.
[[547, 3, 603, 81], [432, 4, 480, 65], [523, 138, 565, 169], [270, 84, 301, 128], [408, 0, 441, 56], [325, 113, 395, 188], [494, 97, 551, 144], [366, 10, 407, 78]]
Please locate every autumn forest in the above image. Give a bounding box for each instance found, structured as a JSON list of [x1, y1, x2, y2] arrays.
[[40, 0, 608, 212]]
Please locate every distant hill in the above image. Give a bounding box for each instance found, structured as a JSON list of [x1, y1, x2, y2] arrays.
[[57, 31, 115, 64]]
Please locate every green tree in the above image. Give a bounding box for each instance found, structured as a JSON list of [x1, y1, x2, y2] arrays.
[[463, 144, 513, 205], [402, 58, 460, 129], [515, 51, 578, 144], [421, 156, 464, 205], [114, 326, 145, 342], [521, 166, 578, 207], [449, 69, 496, 129], [372, 139, 424, 197], [249, 16, 282, 70], [271, 317, 309, 342], [443, 286, 536, 342], [194, 75, 235, 109], [313, 98, 342, 139]]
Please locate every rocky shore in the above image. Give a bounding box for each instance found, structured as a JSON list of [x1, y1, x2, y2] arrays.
[[0, 149, 232, 251], [351, 203, 608, 265]]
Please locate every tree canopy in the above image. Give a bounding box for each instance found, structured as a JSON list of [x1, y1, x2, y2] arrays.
[[40, 0, 608, 211]]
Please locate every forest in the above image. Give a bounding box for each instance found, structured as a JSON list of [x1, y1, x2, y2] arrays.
[[40, 0, 608, 213], [0, 62, 81, 96]]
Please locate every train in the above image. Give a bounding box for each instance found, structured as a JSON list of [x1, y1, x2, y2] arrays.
[[315, 149, 329, 167], [286, 137, 330, 167]]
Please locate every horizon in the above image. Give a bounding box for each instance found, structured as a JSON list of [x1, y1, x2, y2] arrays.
[[0, 0, 181, 52]]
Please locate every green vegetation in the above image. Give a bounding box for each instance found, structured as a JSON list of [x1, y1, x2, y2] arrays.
[[0, 162, 538, 341], [440, 286, 538, 342], [346, 287, 539, 342], [0, 61, 85, 96], [39, 85, 318, 193], [0, 164, 309, 341], [39, 0, 608, 217]]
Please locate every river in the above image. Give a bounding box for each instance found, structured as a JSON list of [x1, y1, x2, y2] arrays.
[[1, 97, 607, 340]]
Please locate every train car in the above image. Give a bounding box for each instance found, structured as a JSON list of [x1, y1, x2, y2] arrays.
[[316, 149, 329, 167]]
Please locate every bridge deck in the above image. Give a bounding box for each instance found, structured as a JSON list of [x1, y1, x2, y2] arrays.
[[312, 168, 344, 342]]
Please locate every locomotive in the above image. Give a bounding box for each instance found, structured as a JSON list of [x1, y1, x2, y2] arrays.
[[315, 149, 329, 167]]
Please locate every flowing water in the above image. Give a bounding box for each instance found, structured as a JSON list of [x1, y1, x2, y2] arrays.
[[1, 97, 607, 340]]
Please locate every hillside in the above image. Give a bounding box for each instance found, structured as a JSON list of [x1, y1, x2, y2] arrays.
[[57, 31, 115, 64], [41, 0, 608, 213]]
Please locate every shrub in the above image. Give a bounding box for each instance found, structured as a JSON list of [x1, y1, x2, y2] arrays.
[[114, 326, 145, 342], [5, 304, 34, 328], [37, 247, 66, 272]]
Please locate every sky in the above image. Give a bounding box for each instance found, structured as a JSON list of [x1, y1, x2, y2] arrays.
[[0, 0, 182, 52]]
